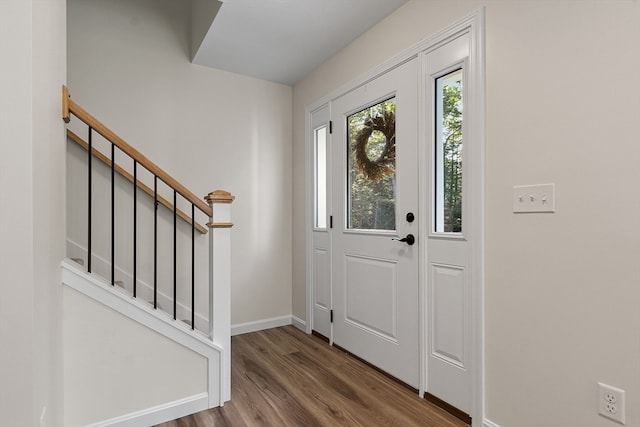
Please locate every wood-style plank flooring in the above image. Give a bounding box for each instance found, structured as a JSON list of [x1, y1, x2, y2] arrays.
[[156, 326, 468, 427]]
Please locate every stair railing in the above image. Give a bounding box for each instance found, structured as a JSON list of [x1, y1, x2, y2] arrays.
[[62, 85, 234, 344]]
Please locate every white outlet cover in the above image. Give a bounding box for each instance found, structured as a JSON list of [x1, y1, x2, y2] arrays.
[[513, 183, 555, 213], [599, 382, 625, 424]]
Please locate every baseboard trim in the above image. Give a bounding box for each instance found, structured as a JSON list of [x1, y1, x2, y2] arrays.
[[84, 393, 208, 427], [291, 315, 306, 331], [483, 419, 503, 427], [231, 315, 292, 336]]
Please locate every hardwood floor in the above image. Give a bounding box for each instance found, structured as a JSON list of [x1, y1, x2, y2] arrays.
[[156, 326, 469, 427]]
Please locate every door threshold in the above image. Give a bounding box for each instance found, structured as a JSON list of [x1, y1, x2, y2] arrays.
[[425, 392, 471, 425], [311, 329, 329, 343]]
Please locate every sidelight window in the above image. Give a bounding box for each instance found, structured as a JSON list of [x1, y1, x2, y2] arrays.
[[314, 125, 327, 229]]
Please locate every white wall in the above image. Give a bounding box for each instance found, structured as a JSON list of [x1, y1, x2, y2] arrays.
[[0, 2, 35, 425], [0, 0, 66, 426], [33, 1, 67, 425], [292, 1, 640, 426], [67, 0, 293, 326]]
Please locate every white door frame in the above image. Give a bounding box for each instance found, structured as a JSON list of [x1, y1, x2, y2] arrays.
[[304, 9, 485, 426]]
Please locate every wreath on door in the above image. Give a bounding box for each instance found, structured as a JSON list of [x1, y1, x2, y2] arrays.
[[354, 110, 396, 181]]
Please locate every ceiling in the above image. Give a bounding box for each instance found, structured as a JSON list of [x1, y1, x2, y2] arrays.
[[192, 0, 408, 86]]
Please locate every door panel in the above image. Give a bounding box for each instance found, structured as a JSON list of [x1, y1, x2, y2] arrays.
[[332, 58, 419, 387], [345, 254, 398, 340], [431, 263, 466, 367], [313, 248, 331, 310]]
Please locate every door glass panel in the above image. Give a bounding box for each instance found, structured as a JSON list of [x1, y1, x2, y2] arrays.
[[434, 69, 463, 233], [314, 126, 327, 229], [347, 98, 396, 231]]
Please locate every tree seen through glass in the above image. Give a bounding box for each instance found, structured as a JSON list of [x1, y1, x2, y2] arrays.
[[437, 71, 463, 233], [347, 98, 396, 231]]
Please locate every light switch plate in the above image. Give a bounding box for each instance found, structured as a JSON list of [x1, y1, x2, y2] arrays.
[[513, 183, 555, 213]]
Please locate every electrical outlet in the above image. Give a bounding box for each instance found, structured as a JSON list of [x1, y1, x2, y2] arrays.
[[605, 392, 617, 404], [599, 382, 625, 424]]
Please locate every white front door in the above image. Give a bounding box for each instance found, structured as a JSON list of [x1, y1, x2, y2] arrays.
[[330, 59, 420, 387]]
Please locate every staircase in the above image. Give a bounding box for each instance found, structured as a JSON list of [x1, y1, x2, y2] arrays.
[[61, 86, 234, 427]]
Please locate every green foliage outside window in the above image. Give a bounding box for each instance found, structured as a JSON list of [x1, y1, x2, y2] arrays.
[[441, 77, 463, 232]]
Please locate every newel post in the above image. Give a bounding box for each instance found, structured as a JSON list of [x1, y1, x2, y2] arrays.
[[205, 189, 234, 404]]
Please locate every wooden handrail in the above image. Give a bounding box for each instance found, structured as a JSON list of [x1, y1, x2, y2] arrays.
[[62, 86, 213, 217], [67, 130, 208, 235]]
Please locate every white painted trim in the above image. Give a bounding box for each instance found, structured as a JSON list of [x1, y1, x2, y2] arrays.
[[304, 104, 314, 335], [66, 238, 209, 330], [84, 393, 208, 427], [291, 315, 307, 331], [231, 315, 292, 336], [304, 8, 485, 426], [417, 42, 428, 401], [209, 199, 233, 403], [465, 9, 486, 427], [483, 419, 503, 427], [62, 259, 222, 408]]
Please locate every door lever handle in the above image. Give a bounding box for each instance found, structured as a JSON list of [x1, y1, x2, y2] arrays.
[[392, 234, 415, 246]]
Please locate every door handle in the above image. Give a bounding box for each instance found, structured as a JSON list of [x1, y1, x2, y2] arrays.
[[392, 234, 415, 246]]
